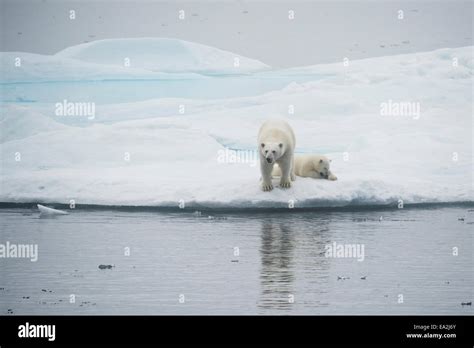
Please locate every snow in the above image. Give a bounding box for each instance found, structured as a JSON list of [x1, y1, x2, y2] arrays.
[[1, 38, 269, 83], [0, 51, 206, 83], [55, 38, 270, 74], [0, 105, 67, 143], [0, 41, 472, 209]]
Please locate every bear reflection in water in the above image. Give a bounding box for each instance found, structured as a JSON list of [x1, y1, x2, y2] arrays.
[[258, 219, 331, 311]]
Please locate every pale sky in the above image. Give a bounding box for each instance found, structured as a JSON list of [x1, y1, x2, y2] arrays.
[[1, 0, 472, 68]]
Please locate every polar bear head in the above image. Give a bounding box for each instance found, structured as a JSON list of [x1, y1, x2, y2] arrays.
[[260, 142, 284, 164], [313, 157, 331, 178]]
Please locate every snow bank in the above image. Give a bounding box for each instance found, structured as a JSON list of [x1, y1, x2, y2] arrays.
[[0, 52, 205, 83], [0, 45, 472, 208], [55, 38, 270, 74], [0, 105, 67, 143]]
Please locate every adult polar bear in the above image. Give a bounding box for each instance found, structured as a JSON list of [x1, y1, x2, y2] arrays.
[[258, 120, 295, 191]]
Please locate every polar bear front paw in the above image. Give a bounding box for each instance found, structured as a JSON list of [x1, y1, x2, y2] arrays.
[[280, 179, 292, 188], [328, 174, 337, 181], [261, 182, 274, 191]]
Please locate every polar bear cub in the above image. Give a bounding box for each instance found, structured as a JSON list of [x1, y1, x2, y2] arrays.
[[258, 120, 296, 191], [273, 154, 337, 180]]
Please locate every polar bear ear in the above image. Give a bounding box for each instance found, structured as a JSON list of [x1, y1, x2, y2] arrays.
[[261, 143, 265, 148], [279, 143, 283, 148]]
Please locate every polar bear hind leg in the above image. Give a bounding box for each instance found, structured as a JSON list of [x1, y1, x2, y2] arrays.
[[290, 159, 296, 181]]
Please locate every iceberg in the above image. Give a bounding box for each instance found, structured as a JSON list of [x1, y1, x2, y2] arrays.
[[55, 38, 270, 74], [0, 41, 472, 209]]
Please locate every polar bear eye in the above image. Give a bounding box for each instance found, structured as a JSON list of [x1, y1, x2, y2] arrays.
[[272, 151, 276, 154], [265, 150, 268, 154]]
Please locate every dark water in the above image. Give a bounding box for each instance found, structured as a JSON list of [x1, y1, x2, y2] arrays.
[[0, 205, 472, 315]]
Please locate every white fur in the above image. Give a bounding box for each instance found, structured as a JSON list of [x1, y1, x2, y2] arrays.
[[273, 154, 337, 181], [258, 120, 296, 191]]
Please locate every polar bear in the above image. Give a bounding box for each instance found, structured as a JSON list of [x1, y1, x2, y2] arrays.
[[258, 119, 295, 191], [273, 154, 337, 180]]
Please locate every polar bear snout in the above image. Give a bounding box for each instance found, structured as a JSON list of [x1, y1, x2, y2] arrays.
[[266, 157, 273, 164]]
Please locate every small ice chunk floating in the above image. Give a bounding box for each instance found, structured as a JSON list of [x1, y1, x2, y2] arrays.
[[37, 204, 68, 215]]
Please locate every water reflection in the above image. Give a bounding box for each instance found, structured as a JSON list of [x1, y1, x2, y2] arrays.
[[258, 215, 332, 312], [259, 220, 296, 310]]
